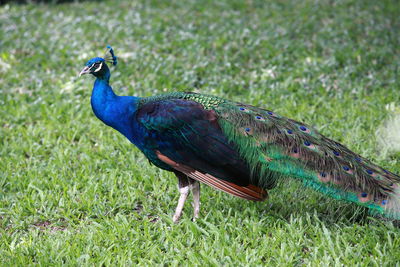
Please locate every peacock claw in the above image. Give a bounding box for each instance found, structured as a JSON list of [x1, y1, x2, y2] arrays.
[[172, 214, 181, 224], [173, 173, 201, 223]]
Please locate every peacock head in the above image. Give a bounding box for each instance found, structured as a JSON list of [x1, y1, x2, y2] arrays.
[[79, 46, 117, 79]]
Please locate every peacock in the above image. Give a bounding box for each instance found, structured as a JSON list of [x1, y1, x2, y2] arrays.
[[79, 46, 400, 222]]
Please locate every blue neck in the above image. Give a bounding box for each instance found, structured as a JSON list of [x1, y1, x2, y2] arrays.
[[90, 75, 139, 140], [91, 77, 117, 125]]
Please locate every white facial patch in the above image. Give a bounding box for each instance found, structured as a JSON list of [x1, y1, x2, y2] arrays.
[[93, 62, 103, 72]]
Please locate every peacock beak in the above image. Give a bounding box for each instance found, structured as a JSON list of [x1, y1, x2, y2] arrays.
[[79, 66, 91, 77]]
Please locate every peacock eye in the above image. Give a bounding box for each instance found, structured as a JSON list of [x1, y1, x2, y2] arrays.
[[91, 62, 103, 72]]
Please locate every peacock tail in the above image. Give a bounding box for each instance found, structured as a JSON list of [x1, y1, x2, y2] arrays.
[[141, 92, 400, 219]]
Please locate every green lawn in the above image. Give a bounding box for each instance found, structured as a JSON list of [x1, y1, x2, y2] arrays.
[[1, 0, 400, 265]]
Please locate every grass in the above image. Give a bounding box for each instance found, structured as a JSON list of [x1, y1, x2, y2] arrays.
[[1, 0, 400, 265]]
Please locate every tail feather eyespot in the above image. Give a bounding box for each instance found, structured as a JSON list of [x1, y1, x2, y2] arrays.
[[243, 127, 253, 135], [358, 192, 371, 203], [255, 115, 265, 121], [318, 172, 331, 183], [290, 148, 301, 159], [299, 125, 311, 133]]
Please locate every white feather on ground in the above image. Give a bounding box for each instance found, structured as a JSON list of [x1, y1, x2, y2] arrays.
[[376, 103, 400, 155]]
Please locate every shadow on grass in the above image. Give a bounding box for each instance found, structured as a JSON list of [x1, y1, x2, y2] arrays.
[[219, 193, 388, 228]]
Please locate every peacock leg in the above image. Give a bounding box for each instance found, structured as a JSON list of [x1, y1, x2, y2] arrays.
[[173, 173, 190, 223], [190, 179, 200, 221]]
